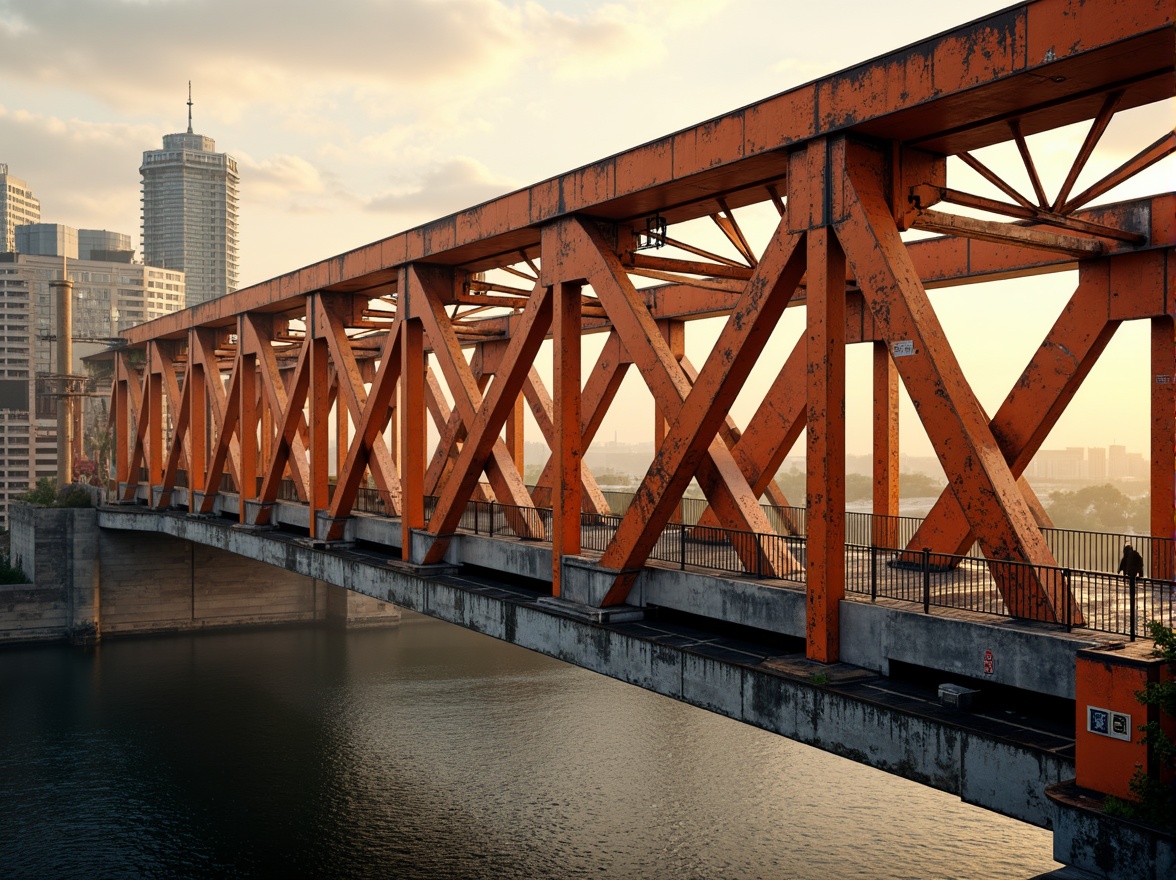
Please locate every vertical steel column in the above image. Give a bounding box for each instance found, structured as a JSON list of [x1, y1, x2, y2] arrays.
[[309, 297, 331, 537], [872, 341, 899, 548], [656, 320, 685, 524], [505, 398, 524, 480], [147, 343, 164, 499], [335, 387, 348, 483], [553, 281, 582, 596], [238, 317, 257, 521], [188, 328, 207, 508], [795, 137, 847, 663], [401, 316, 426, 560], [1152, 315, 1176, 577]]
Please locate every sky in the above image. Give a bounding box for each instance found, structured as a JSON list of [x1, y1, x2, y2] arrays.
[[1, 0, 1171, 464]]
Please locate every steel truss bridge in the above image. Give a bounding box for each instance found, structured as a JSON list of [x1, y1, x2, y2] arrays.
[[108, 0, 1175, 663]]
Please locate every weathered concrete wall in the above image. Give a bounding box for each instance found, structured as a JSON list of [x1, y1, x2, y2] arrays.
[[1049, 783, 1174, 880], [2, 506, 99, 644], [840, 601, 1090, 699], [2, 506, 399, 644], [97, 528, 327, 635], [99, 507, 1073, 828]]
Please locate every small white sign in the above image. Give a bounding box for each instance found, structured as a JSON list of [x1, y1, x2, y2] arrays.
[[1087, 705, 1132, 742], [1156, 375, 1173, 384], [892, 340, 915, 358]]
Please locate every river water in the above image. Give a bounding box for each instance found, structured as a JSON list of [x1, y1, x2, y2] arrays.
[[0, 615, 1060, 879]]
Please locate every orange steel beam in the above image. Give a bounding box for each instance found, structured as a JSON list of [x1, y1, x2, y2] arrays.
[[253, 335, 312, 521], [187, 334, 207, 505], [101, 1, 1175, 666], [189, 327, 241, 507], [422, 361, 494, 505], [237, 320, 258, 522], [796, 136, 848, 663], [530, 332, 631, 511], [684, 349, 801, 529], [562, 215, 805, 601], [119, 0, 1174, 345], [904, 264, 1124, 564], [400, 314, 426, 559], [421, 268, 550, 564], [242, 315, 311, 513], [308, 311, 330, 538], [552, 278, 582, 597], [1153, 314, 1176, 579], [315, 297, 401, 516], [326, 315, 404, 531], [157, 342, 192, 508], [836, 138, 1077, 623], [872, 342, 900, 548], [521, 366, 609, 515]]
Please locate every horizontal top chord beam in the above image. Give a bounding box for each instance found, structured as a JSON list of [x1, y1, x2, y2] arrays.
[[123, 0, 1173, 345]]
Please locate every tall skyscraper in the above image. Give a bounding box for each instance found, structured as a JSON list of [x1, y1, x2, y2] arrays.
[[1, 164, 42, 253], [140, 87, 239, 306]]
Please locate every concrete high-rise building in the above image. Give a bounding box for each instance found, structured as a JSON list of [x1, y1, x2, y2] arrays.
[[0, 252, 185, 526], [1, 164, 42, 253], [140, 90, 239, 306]]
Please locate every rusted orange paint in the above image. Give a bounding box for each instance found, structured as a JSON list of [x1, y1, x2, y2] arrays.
[[672, 113, 745, 179], [400, 318, 426, 559], [837, 139, 1073, 622], [1075, 644, 1173, 801], [1028, 0, 1172, 62], [872, 343, 900, 548], [804, 144, 848, 663], [1110, 250, 1168, 320], [1152, 316, 1176, 577], [102, 0, 1176, 690], [743, 90, 816, 157]]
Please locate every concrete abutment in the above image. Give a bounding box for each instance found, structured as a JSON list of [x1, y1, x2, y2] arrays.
[[2, 505, 399, 645]]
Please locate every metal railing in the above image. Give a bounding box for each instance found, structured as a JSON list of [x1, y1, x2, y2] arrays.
[[123, 471, 1174, 639]]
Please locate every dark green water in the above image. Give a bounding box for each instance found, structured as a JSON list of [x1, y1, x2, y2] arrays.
[[0, 616, 1058, 879]]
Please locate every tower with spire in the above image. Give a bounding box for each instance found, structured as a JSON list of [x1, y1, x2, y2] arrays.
[[140, 84, 239, 305]]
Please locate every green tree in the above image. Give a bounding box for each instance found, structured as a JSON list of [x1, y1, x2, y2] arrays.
[[1046, 484, 1149, 533], [899, 471, 946, 497], [1106, 621, 1176, 831], [17, 477, 57, 506]]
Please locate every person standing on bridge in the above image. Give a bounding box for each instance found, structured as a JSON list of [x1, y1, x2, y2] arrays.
[[1118, 542, 1144, 589]]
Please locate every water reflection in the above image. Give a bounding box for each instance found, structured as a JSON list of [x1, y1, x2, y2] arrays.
[[0, 616, 1059, 879]]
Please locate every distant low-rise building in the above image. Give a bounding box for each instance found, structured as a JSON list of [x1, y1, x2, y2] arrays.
[[1024, 444, 1149, 483]]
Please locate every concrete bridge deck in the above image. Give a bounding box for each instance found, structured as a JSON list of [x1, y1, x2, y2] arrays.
[[89, 502, 1120, 830]]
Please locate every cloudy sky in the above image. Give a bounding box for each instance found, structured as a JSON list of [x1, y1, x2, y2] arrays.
[[1, 0, 1171, 463]]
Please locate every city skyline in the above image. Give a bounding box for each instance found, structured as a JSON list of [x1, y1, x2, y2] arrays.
[[0, 0, 1171, 459]]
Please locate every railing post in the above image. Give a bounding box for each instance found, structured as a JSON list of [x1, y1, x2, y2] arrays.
[[922, 547, 931, 614], [754, 533, 763, 579], [870, 544, 878, 602], [1063, 569, 1072, 633], [474, 502, 481, 535], [490, 501, 496, 538], [680, 522, 686, 570], [1130, 574, 1137, 642]]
